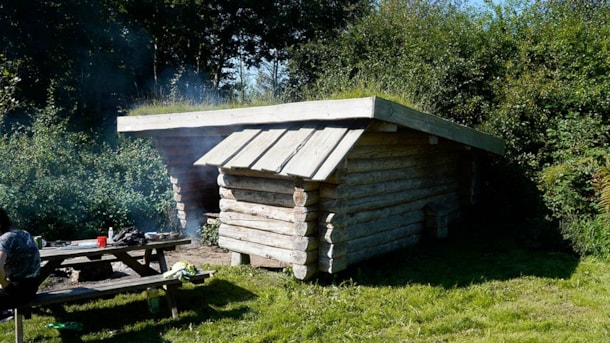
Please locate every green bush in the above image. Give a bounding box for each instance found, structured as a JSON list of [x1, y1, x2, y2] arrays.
[[560, 214, 610, 257], [199, 218, 219, 246], [0, 105, 178, 239]]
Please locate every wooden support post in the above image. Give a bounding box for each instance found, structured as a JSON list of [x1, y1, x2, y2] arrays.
[[231, 252, 251, 266]]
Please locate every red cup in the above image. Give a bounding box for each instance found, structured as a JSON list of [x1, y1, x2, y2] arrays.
[[97, 236, 107, 248]]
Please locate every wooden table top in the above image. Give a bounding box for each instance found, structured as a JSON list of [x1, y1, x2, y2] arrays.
[[39, 238, 191, 261]]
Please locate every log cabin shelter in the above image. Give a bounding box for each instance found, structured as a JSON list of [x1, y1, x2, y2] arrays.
[[117, 97, 505, 280]]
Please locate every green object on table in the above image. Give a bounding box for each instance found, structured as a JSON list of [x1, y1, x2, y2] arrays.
[[46, 321, 84, 331]]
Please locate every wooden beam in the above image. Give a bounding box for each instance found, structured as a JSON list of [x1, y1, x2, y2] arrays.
[[218, 236, 316, 265], [373, 97, 505, 155], [117, 97, 376, 133]]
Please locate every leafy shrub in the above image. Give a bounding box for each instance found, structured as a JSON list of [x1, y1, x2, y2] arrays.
[[199, 218, 220, 246], [0, 105, 178, 239], [560, 214, 610, 257]]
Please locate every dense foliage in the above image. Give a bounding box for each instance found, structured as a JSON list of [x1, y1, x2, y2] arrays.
[[0, 105, 176, 239], [292, 0, 610, 256]]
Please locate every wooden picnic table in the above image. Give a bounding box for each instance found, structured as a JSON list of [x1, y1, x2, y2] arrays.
[[37, 238, 191, 285], [13, 237, 214, 343]]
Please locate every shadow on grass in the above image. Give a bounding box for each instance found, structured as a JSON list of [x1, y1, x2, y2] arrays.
[[324, 231, 580, 289], [27, 279, 256, 343]]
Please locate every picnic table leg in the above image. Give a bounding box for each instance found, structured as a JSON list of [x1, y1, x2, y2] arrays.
[[164, 284, 179, 318], [156, 249, 169, 272], [113, 252, 158, 276], [14, 308, 23, 343]]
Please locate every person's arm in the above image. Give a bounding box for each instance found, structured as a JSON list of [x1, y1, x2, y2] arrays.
[[0, 251, 8, 288]]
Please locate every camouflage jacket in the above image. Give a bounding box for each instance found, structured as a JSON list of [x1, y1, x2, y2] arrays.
[[0, 229, 41, 281]]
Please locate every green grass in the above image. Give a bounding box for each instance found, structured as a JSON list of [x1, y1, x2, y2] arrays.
[[3, 236, 610, 342], [127, 100, 278, 116], [127, 93, 418, 117]]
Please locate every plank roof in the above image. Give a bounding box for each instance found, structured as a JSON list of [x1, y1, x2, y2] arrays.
[[194, 121, 367, 181], [117, 97, 505, 181]]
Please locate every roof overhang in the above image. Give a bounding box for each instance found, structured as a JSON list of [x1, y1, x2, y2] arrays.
[[117, 96, 505, 156]]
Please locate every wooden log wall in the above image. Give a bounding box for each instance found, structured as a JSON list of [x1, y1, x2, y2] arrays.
[[216, 169, 320, 280], [153, 136, 224, 231], [319, 128, 469, 273]]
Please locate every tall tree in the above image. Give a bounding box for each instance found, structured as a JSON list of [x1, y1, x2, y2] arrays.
[[0, 0, 372, 130]]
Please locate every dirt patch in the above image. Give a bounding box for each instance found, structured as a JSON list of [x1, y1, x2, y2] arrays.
[[165, 240, 286, 269], [40, 240, 285, 291]]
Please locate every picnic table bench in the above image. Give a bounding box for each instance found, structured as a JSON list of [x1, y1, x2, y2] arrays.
[[11, 238, 215, 343]]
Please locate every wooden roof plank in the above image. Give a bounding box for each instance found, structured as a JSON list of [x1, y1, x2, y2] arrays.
[[251, 127, 316, 173], [224, 128, 286, 169], [194, 129, 260, 166], [282, 127, 348, 179], [311, 128, 365, 181]]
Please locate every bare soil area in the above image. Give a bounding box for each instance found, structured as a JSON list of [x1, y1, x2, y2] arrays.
[[40, 240, 285, 291], [164, 240, 286, 269]]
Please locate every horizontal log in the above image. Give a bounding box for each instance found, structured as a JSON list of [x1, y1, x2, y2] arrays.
[[218, 236, 316, 265], [292, 263, 318, 280], [219, 211, 317, 236], [347, 210, 425, 241], [348, 144, 430, 159], [219, 168, 294, 181], [220, 224, 317, 252], [320, 210, 424, 244], [220, 199, 293, 222], [320, 182, 459, 213], [327, 155, 458, 184], [219, 187, 294, 207], [320, 192, 460, 227], [320, 175, 456, 200], [219, 211, 294, 235], [346, 223, 422, 253], [219, 199, 316, 223], [218, 187, 318, 208], [344, 152, 458, 174], [347, 234, 421, 265], [218, 173, 295, 194], [318, 256, 349, 274]]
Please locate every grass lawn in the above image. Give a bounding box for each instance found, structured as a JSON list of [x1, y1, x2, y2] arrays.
[[2, 235, 610, 342]]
